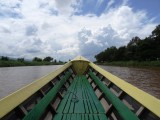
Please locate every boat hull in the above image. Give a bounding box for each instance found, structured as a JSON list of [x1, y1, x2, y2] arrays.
[[0, 56, 159, 120]]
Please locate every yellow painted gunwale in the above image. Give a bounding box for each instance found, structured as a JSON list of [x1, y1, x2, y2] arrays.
[[89, 62, 160, 117], [0, 56, 160, 118], [0, 62, 72, 118]]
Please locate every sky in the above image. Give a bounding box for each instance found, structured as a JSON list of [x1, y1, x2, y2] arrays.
[[0, 0, 160, 61]]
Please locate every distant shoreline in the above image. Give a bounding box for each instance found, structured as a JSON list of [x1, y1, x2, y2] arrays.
[[0, 60, 64, 67], [96, 61, 160, 68]]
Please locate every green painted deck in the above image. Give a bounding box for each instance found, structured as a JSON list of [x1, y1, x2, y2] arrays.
[[89, 71, 140, 120], [54, 75, 107, 120]]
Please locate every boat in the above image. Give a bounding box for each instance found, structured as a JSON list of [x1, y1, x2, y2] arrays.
[[0, 56, 160, 120]]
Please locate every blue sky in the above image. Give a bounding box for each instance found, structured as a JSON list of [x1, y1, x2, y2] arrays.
[[0, 0, 159, 61], [129, 0, 160, 21]]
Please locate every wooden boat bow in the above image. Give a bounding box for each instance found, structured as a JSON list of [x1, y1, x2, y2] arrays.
[[0, 56, 160, 120]]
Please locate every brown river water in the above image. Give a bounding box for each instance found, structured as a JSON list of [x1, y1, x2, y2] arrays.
[[100, 66, 160, 99], [0, 65, 160, 99]]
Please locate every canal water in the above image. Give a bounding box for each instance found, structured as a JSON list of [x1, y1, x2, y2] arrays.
[[100, 66, 160, 99], [0, 65, 62, 99], [0, 65, 160, 99]]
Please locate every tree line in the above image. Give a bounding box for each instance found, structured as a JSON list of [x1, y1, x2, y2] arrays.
[[0, 56, 64, 67], [0, 56, 56, 62], [95, 24, 160, 62]]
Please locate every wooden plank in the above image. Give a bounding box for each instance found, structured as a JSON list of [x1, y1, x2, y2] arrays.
[[68, 78, 79, 113], [89, 62, 160, 117], [53, 114, 63, 120], [82, 80, 91, 113], [82, 77, 94, 114], [76, 114, 81, 120], [81, 114, 85, 120], [85, 114, 89, 120], [83, 76, 105, 113], [83, 79, 98, 113], [23, 71, 72, 120], [70, 114, 76, 120], [57, 78, 77, 113], [63, 78, 78, 113], [81, 81, 89, 114], [67, 114, 71, 120], [89, 71, 139, 120], [98, 114, 108, 120], [89, 114, 94, 120], [83, 85, 93, 113], [74, 76, 85, 113], [62, 114, 67, 120], [55, 75, 108, 120], [93, 114, 99, 120]]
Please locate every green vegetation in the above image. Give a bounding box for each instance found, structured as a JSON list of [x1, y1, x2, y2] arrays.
[[96, 61, 160, 67], [95, 24, 160, 67], [0, 56, 64, 67]]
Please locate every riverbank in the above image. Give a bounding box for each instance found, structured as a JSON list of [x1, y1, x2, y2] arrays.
[[96, 61, 160, 68], [0, 60, 64, 67]]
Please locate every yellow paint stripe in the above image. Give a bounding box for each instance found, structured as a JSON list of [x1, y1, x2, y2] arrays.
[[0, 62, 72, 118], [71, 56, 89, 62], [89, 62, 160, 117]]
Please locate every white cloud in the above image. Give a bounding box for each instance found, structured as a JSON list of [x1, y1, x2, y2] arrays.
[[0, 0, 158, 61]]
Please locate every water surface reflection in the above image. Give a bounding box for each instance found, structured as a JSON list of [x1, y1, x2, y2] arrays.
[[0, 65, 159, 99], [0, 65, 62, 99], [99, 66, 160, 99]]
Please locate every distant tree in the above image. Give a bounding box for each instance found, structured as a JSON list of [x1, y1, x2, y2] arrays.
[[17, 58, 24, 62], [127, 36, 141, 47], [95, 51, 105, 62], [54, 59, 57, 63], [1, 56, 9, 61], [95, 24, 160, 62], [95, 46, 118, 62], [151, 25, 160, 38], [105, 46, 117, 61], [43, 56, 53, 62], [33, 57, 42, 62], [116, 46, 127, 61], [126, 37, 141, 61], [58, 60, 63, 63]]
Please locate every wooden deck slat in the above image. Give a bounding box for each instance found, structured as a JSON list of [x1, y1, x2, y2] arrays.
[[58, 76, 79, 113], [93, 114, 99, 120], [71, 114, 76, 120], [23, 71, 72, 120], [83, 79, 97, 113], [53, 75, 107, 120], [67, 114, 71, 120], [81, 114, 85, 120], [99, 114, 108, 120], [77, 114, 81, 120], [57, 78, 77, 113], [68, 77, 79, 113], [53, 114, 63, 120], [83, 76, 105, 113], [85, 114, 89, 120], [74, 77, 85, 113], [62, 114, 67, 120], [63, 79, 78, 113], [81, 83, 89, 113]]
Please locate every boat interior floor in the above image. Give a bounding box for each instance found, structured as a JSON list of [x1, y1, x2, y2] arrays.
[[53, 75, 108, 120]]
